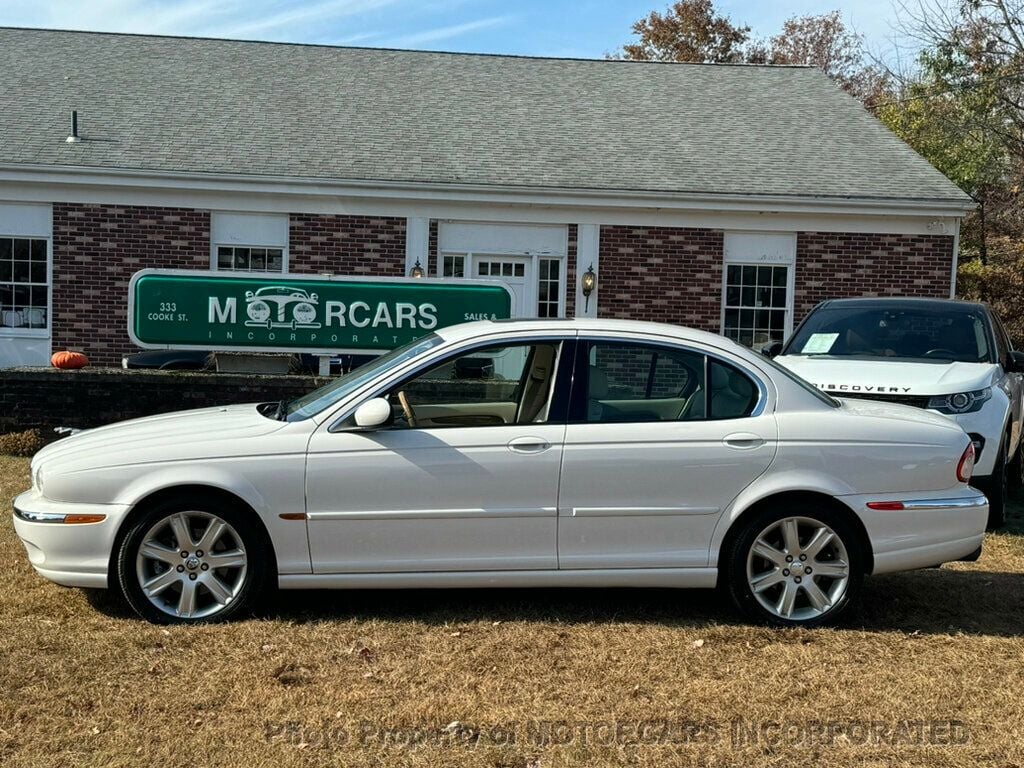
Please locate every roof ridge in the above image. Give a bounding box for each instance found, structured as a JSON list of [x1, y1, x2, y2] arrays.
[[0, 25, 816, 69]]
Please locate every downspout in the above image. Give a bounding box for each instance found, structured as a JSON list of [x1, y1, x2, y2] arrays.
[[950, 219, 961, 300]]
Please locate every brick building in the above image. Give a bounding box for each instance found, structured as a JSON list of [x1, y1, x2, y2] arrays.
[[0, 28, 971, 367]]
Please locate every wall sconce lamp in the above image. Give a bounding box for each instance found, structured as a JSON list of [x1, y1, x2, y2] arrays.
[[581, 264, 597, 311], [409, 259, 425, 279]]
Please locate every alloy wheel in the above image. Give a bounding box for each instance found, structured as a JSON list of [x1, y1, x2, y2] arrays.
[[135, 511, 248, 619], [745, 516, 850, 622]]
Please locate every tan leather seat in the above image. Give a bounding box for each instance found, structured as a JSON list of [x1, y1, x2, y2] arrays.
[[516, 345, 557, 423]]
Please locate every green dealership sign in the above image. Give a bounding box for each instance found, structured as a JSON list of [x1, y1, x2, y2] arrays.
[[128, 270, 514, 353]]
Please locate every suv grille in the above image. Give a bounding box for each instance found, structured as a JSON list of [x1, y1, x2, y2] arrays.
[[824, 391, 932, 409]]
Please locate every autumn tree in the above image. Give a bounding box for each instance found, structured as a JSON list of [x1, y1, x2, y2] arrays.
[[764, 11, 891, 106], [618, 3, 888, 104], [619, 0, 750, 63]]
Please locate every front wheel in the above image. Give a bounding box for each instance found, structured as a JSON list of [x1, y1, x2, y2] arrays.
[[116, 498, 271, 624], [724, 502, 864, 628]]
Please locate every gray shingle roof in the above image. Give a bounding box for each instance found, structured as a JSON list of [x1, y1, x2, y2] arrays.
[[0, 27, 971, 204]]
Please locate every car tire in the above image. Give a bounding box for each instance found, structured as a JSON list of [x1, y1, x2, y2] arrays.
[[1009, 439, 1024, 494], [723, 500, 865, 628], [116, 496, 272, 624], [979, 437, 1008, 530]]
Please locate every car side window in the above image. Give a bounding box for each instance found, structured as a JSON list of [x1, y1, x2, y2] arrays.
[[992, 313, 1011, 365], [386, 341, 561, 429], [580, 342, 759, 423]]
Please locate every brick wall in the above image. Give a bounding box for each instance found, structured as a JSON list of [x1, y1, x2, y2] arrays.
[[565, 224, 578, 318], [794, 232, 954, 323], [598, 226, 724, 331], [52, 203, 210, 366], [0, 368, 326, 432], [289, 214, 406, 276]]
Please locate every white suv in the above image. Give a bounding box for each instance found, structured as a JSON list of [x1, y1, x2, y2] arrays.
[[773, 298, 1023, 528]]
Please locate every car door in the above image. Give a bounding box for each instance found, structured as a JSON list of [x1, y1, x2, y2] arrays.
[[305, 336, 572, 573], [557, 338, 778, 569]]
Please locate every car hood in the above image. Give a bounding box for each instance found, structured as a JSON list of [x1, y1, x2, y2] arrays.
[[34, 403, 288, 473], [775, 356, 996, 397]]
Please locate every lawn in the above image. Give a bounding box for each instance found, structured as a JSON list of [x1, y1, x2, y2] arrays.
[[1, 454, 1023, 767]]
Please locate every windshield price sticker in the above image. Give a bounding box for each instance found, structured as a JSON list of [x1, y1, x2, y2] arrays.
[[801, 333, 840, 355]]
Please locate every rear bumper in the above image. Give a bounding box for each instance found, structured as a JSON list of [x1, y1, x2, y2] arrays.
[[12, 490, 128, 589], [841, 488, 988, 575]]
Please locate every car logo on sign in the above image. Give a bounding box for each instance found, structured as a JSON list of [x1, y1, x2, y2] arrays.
[[244, 287, 322, 330]]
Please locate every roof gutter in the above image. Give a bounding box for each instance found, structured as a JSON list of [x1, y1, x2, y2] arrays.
[[0, 162, 976, 218]]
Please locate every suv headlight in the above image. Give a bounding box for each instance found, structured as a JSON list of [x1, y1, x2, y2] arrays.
[[928, 388, 991, 415]]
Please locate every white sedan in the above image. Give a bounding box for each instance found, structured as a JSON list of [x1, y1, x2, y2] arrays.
[[13, 319, 987, 627]]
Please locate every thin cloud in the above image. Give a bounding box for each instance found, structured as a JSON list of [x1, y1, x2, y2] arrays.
[[385, 14, 513, 47]]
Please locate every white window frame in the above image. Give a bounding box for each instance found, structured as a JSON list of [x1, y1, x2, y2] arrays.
[[0, 203, 52, 339], [720, 232, 797, 347], [210, 211, 289, 273]]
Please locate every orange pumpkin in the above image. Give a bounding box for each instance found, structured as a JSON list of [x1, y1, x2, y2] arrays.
[[51, 351, 89, 369]]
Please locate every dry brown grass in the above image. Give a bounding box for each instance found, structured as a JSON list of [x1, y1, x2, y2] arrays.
[[1, 454, 1023, 767]]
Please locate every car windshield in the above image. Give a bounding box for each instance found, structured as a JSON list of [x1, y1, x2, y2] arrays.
[[284, 334, 444, 420], [784, 305, 993, 363]]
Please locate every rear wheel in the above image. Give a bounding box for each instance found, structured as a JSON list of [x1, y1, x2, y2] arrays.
[[116, 497, 271, 624], [724, 502, 864, 628]]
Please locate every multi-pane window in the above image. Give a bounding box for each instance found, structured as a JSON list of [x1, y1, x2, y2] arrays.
[[477, 260, 526, 278], [537, 258, 561, 318], [723, 264, 788, 349], [442, 254, 465, 277], [0, 237, 48, 330], [215, 246, 284, 272]]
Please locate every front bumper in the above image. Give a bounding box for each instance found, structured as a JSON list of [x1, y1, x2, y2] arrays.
[[12, 490, 129, 588], [842, 487, 989, 575], [939, 398, 1008, 477]]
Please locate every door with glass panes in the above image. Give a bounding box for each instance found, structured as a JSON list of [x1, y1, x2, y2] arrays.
[[440, 253, 564, 319]]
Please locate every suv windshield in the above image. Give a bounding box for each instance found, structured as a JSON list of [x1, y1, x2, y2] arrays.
[[784, 304, 993, 364], [283, 334, 444, 420]]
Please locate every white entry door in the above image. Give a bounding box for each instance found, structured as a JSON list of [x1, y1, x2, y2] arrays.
[[472, 256, 532, 317]]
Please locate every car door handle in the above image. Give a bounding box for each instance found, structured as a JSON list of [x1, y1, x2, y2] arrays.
[[507, 437, 551, 454], [723, 432, 765, 450]]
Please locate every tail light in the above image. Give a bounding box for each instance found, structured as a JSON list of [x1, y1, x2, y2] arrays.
[[956, 442, 975, 483]]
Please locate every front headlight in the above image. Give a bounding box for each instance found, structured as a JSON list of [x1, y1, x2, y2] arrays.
[[928, 388, 991, 415]]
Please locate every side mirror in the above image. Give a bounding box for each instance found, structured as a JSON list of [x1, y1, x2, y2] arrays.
[[1007, 350, 1024, 373], [352, 397, 392, 429], [762, 341, 784, 359]]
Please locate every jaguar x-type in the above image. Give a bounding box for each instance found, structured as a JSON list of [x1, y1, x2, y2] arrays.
[[13, 319, 987, 627]]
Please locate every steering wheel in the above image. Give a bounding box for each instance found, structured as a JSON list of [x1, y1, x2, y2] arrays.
[[397, 390, 417, 428], [923, 349, 956, 358]]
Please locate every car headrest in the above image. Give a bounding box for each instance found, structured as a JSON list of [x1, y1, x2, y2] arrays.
[[589, 366, 609, 399], [712, 363, 753, 399]]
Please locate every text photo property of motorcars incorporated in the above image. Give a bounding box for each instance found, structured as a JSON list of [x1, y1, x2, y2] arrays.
[[13, 319, 988, 627], [769, 298, 1024, 529]]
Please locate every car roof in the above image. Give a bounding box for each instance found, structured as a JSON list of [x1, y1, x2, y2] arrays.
[[815, 296, 989, 313], [435, 317, 748, 351]]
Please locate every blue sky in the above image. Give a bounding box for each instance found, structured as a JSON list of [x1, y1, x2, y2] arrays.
[[0, 0, 906, 59]]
